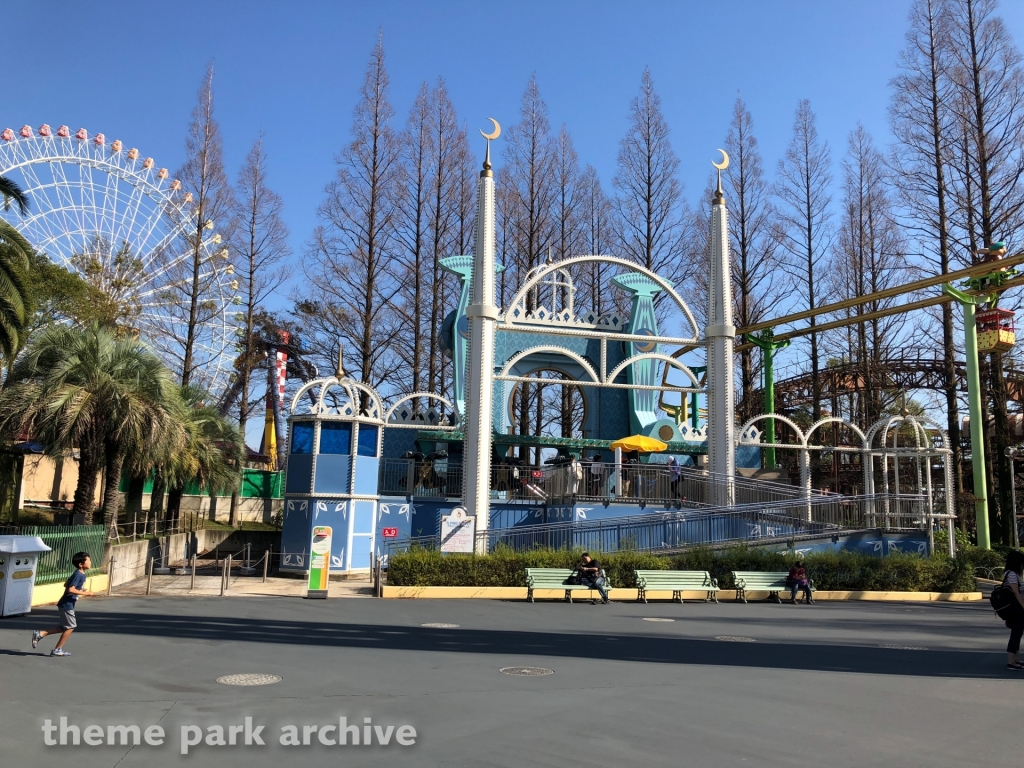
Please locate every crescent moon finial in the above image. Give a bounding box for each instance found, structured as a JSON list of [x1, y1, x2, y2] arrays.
[[480, 118, 501, 141], [712, 149, 729, 202], [480, 118, 500, 173]]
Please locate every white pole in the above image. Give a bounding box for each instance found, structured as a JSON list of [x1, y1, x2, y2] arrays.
[[463, 130, 500, 555], [706, 163, 735, 508]]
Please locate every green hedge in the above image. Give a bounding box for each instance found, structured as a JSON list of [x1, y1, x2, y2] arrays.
[[387, 544, 976, 593], [388, 546, 668, 588]]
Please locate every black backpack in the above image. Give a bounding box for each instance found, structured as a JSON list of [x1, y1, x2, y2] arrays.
[[991, 574, 1024, 621]]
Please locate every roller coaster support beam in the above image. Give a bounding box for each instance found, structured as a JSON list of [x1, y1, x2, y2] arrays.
[[743, 330, 790, 469], [677, 365, 706, 429], [942, 283, 997, 550], [742, 250, 1024, 337]]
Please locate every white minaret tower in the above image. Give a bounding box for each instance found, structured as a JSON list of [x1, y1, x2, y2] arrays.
[[462, 121, 500, 553], [706, 151, 735, 507]]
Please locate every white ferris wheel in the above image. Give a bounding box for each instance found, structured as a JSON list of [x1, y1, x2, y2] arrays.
[[0, 123, 238, 395]]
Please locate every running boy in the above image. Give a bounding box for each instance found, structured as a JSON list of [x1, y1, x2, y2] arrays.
[[31, 551, 93, 657]]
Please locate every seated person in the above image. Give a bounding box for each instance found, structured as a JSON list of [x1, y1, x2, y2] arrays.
[[578, 552, 610, 604], [977, 241, 1008, 264], [787, 561, 813, 604]]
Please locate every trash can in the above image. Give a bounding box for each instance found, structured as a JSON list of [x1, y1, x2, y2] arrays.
[[0, 536, 52, 617]]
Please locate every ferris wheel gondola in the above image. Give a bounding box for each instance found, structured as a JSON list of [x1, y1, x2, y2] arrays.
[[0, 123, 238, 395]]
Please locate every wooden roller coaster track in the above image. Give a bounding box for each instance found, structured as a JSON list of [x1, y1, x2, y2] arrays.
[[766, 350, 1024, 409]]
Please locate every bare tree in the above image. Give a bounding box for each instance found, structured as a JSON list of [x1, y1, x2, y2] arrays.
[[301, 36, 404, 395], [502, 75, 556, 458], [578, 165, 615, 316], [613, 67, 693, 306], [426, 81, 470, 404], [503, 75, 556, 292], [171, 63, 236, 391], [552, 126, 584, 263], [723, 98, 779, 423], [495, 170, 517, 310], [230, 135, 292, 443], [833, 125, 910, 426], [945, 0, 1024, 542], [148, 63, 235, 520], [775, 99, 833, 454], [395, 83, 435, 405], [890, 0, 963, 498], [442, 125, 476, 401]]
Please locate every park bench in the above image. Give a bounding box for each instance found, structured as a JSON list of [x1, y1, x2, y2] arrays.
[[732, 571, 814, 603], [635, 570, 719, 603], [525, 568, 608, 603]]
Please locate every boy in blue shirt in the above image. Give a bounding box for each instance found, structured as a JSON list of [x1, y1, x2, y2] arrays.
[[31, 551, 93, 657]]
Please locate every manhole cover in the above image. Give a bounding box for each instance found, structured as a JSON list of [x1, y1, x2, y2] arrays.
[[642, 617, 675, 622], [216, 673, 282, 686], [500, 666, 554, 676], [421, 623, 460, 628], [878, 643, 928, 651], [716, 635, 757, 643]]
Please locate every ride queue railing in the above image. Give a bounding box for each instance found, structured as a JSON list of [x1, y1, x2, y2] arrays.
[[384, 493, 939, 558], [377, 457, 815, 509]]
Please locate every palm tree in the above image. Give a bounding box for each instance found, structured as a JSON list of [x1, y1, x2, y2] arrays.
[[98, 363, 181, 527], [0, 323, 179, 524], [0, 174, 32, 359], [0, 175, 29, 215], [164, 384, 244, 525]]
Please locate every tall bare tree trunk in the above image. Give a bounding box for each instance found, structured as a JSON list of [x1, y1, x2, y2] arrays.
[[775, 100, 833, 486]]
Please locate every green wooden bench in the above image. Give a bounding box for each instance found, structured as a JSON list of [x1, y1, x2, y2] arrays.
[[732, 571, 813, 603], [525, 568, 608, 603], [635, 570, 719, 603]]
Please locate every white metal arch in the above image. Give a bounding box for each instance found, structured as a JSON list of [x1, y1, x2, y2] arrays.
[[498, 346, 601, 384], [502, 255, 700, 342], [862, 413, 954, 553], [385, 392, 458, 430], [291, 376, 385, 421], [606, 353, 702, 390], [805, 417, 869, 450], [737, 414, 808, 447]]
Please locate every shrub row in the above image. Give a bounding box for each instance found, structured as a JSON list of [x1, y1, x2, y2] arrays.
[[387, 545, 977, 593]]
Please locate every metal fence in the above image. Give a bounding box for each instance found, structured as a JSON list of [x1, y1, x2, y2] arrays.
[[110, 513, 207, 542], [386, 494, 939, 558], [569, 463, 812, 508], [378, 458, 460, 499], [377, 457, 813, 509], [0, 524, 106, 584], [378, 458, 546, 502]]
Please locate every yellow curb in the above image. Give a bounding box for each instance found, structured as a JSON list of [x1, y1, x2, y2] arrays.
[[809, 590, 982, 602], [382, 585, 983, 602], [31, 574, 109, 607]]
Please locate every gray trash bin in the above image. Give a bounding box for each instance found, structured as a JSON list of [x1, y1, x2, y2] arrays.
[[0, 536, 52, 616]]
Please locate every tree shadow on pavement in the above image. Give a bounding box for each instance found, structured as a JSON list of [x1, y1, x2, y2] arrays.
[[1, 608, 1009, 680]]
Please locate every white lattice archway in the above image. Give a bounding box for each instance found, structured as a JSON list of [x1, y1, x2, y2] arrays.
[[384, 392, 458, 431], [291, 377, 385, 420]]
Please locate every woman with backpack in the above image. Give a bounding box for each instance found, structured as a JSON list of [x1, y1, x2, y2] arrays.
[[1001, 550, 1024, 670]]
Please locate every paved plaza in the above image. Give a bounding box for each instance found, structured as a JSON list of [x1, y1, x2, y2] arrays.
[[0, 593, 1018, 767]]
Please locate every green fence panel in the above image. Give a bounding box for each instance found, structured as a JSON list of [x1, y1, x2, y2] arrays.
[[241, 469, 283, 499], [118, 473, 155, 493], [20, 525, 106, 586], [117, 469, 281, 498]]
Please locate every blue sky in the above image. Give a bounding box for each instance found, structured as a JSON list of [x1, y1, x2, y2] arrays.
[[7, 0, 1024, 297]]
